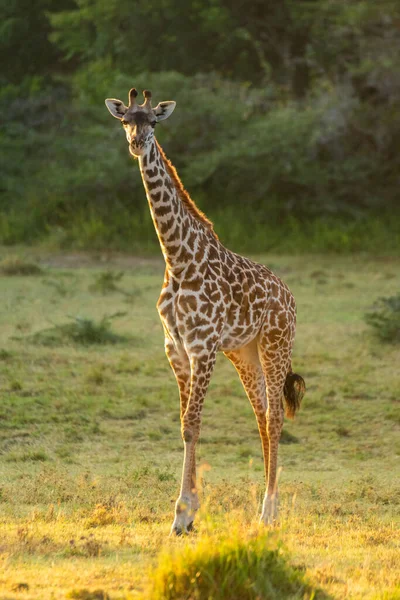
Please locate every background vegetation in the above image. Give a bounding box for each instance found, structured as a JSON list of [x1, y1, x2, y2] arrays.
[[1, 0, 400, 253]]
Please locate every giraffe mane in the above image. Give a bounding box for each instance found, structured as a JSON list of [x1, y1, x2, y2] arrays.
[[156, 141, 218, 237]]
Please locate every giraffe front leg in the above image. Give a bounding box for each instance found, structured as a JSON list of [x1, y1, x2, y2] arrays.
[[164, 338, 200, 522], [171, 349, 216, 536]]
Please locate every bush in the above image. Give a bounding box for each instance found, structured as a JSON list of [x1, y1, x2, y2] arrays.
[[365, 295, 400, 343]]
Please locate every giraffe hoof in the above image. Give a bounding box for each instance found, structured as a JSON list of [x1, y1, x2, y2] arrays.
[[259, 514, 278, 526], [260, 493, 279, 525], [170, 520, 195, 536], [186, 520, 195, 532]]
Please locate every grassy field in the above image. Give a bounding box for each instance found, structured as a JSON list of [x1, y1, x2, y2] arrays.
[[0, 248, 399, 600]]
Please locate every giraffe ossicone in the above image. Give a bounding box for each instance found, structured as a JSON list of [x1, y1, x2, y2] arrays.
[[105, 88, 306, 534]]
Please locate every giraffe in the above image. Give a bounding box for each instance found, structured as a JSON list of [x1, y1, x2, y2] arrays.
[[105, 88, 305, 534]]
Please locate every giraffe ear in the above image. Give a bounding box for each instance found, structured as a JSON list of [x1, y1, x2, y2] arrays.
[[105, 98, 128, 119], [153, 101, 176, 122]]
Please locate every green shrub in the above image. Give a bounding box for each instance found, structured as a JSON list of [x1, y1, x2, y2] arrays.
[[365, 295, 400, 343]]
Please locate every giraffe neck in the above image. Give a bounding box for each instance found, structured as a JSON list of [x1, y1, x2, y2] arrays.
[[139, 139, 216, 276]]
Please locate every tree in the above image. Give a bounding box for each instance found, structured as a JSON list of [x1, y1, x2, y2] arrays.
[[0, 0, 74, 85]]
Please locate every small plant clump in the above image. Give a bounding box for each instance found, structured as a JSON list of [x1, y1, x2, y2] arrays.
[[12, 583, 30, 592], [66, 535, 104, 558], [89, 271, 140, 302], [67, 587, 110, 599], [89, 271, 124, 294], [147, 532, 325, 600], [364, 294, 400, 343], [6, 449, 48, 463], [43, 278, 72, 297], [0, 256, 43, 276], [22, 313, 129, 347], [84, 500, 129, 528]]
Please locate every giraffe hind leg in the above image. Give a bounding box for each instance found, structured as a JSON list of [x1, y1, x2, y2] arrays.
[[224, 339, 270, 488], [257, 316, 297, 524]]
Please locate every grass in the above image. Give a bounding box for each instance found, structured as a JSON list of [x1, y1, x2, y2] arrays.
[[0, 248, 399, 599]]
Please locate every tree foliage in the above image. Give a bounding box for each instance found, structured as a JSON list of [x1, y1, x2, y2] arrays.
[[1, 0, 400, 251], [0, 0, 73, 85]]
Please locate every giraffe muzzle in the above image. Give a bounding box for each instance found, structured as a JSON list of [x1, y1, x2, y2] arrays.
[[129, 140, 144, 156]]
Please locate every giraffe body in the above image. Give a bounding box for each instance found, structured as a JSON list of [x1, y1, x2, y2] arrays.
[[158, 242, 295, 356], [105, 89, 305, 534]]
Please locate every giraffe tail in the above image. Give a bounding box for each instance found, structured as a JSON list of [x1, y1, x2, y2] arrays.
[[283, 370, 306, 419]]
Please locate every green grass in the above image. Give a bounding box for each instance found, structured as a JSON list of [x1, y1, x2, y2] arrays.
[[0, 249, 399, 599]]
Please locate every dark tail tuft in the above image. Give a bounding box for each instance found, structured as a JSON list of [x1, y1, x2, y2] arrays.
[[283, 371, 306, 419]]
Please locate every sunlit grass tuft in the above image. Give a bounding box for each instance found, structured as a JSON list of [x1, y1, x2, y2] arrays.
[[146, 528, 327, 600]]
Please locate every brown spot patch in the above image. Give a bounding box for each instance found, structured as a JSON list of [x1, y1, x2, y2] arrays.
[[147, 178, 163, 191], [160, 217, 175, 234], [146, 166, 159, 178], [179, 295, 197, 312], [181, 278, 202, 292], [154, 204, 172, 217]]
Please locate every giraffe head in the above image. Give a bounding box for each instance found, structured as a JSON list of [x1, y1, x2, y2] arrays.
[[105, 88, 176, 157]]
